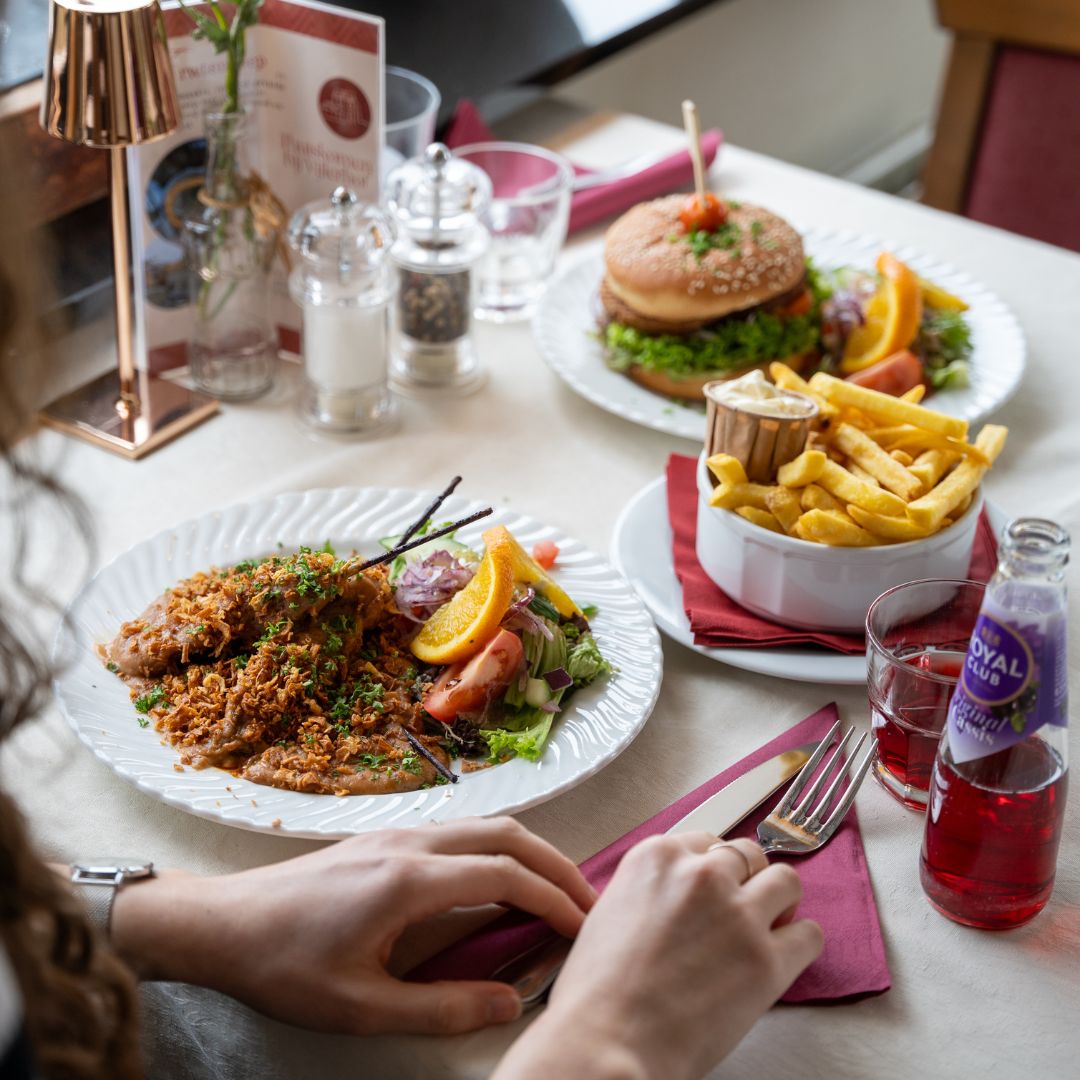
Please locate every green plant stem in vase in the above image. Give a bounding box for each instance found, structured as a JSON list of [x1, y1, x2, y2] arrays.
[[179, 0, 279, 401]]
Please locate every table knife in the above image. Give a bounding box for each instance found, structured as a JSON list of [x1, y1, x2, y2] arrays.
[[492, 740, 819, 1007]]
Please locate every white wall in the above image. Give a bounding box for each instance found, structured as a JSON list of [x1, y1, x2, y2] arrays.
[[560, 0, 950, 178]]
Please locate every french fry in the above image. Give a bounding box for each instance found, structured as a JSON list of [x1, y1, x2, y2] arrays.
[[777, 449, 827, 487], [906, 425, 1008, 530], [800, 484, 843, 512], [808, 373, 969, 439], [878, 427, 990, 466], [832, 422, 923, 500], [735, 506, 783, 533], [889, 449, 915, 466], [768, 362, 839, 419], [706, 453, 748, 485], [848, 462, 881, 487], [765, 486, 802, 534], [818, 459, 908, 516], [848, 504, 936, 542], [909, 448, 960, 489], [900, 384, 926, 404], [798, 509, 879, 547], [709, 480, 774, 511]]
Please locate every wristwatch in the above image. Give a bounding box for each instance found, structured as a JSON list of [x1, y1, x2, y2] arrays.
[[70, 859, 155, 936]]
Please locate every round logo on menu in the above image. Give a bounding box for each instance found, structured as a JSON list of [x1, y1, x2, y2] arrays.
[[318, 79, 371, 140]]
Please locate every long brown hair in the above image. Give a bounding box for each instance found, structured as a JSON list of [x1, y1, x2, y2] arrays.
[[0, 121, 142, 1076]]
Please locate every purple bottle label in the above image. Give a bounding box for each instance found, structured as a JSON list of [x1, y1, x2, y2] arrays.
[[947, 611, 1067, 763]]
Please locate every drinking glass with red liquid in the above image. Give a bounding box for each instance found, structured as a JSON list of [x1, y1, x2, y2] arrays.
[[921, 519, 1069, 930], [866, 579, 986, 810]]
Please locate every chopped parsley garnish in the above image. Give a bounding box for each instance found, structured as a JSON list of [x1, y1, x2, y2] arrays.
[[234, 558, 264, 576], [676, 221, 743, 260], [750, 220, 764, 241], [106, 661, 119, 673], [328, 614, 355, 633], [235, 654, 249, 669], [323, 630, 343, 655], [581, 604, 599, 619], [134, 684, 168, 714], [356, 752, 387, 770], [329, 677, 385, 721], [293, 549, 330, 600], [254, 620, 287, 647], [726, 199, 742, 210], [136, 716, 149, 728], [398, 753, 422, 776], [185, 624, 206, 636]]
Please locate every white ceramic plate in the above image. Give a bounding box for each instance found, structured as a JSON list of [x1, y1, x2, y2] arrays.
[[535, 229, 1027, 441], [611, 475, 1007, 686], [53, 487, 663, 839], [610, 475, 866, 685]]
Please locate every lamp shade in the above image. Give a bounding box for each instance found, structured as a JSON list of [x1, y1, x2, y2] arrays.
[[41, 0, 181, 148]]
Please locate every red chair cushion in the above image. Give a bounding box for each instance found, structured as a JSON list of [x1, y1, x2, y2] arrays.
[[965, 45, 1080, 252]]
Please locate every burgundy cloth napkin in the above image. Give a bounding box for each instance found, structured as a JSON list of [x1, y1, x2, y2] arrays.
[[444, 99, 723, 235], [409, 703, 891, 1003], [667, 453, 1000, 653]]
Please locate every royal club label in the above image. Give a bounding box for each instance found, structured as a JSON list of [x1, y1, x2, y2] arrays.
[[947, 609, 1067, 764]]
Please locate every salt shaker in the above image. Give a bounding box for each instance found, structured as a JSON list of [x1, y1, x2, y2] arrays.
[[287, 187, 397, 432], [384, 143, 491, 393]]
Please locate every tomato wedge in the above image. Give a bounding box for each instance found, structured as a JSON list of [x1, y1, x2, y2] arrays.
[[423, 628, 525, 722], [844, 350, 925, 397], [531, 540, 559, 570], [679, 192, 727, 233]]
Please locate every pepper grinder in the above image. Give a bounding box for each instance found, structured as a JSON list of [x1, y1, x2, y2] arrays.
[[287, 187, 397, 433], [384, 143, 492, 394]]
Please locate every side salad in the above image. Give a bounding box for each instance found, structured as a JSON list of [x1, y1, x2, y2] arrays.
[[384, 522, 612, 764]]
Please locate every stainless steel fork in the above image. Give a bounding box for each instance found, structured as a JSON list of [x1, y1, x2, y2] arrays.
[[756, 718, 877, 855]]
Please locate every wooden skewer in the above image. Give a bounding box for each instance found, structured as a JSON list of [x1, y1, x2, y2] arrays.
[[681, 99, 708, 204], [358, 507, 493, 571]]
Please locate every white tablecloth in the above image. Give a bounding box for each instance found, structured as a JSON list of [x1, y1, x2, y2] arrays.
[[4, 114, 1078, 1079]]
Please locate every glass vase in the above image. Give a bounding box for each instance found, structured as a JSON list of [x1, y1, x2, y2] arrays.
[[183, 111, 278, 400]]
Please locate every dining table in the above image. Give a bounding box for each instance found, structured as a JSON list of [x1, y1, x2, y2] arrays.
[[4, 105, 1078, 1080]]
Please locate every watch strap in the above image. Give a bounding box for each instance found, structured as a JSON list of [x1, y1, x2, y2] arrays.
[[76, 880, 119, 935]]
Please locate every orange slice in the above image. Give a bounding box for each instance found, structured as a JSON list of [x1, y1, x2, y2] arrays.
[[482, 525, 583, 619], [410, 532, 515, 664], [841, 253, 923, 373], [918, 275, 969, 312]]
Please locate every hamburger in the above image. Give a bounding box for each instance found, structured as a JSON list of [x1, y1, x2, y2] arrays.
[[600, 195, 819, 400]]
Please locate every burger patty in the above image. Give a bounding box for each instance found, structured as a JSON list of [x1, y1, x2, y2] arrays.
[[599, 272, 808, 336]]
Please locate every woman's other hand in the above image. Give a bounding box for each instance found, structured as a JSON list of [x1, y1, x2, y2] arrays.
[[493, 834, 823, 1080], [110, 817, 595, 1036]]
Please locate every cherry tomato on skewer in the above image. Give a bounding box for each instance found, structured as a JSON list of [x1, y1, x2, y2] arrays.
[[679, 192, 727, 233]]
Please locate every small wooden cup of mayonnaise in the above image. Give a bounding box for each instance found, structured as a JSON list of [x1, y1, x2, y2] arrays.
[[704, 370, 818, 483]]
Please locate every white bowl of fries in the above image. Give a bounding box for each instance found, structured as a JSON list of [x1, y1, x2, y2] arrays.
[[695, 372, 1007, 632]]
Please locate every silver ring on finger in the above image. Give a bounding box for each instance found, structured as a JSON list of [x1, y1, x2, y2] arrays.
[[706, 840, 754, 884]]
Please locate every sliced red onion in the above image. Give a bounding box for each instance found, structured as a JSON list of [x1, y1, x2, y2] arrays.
[[543, 667, 572, 691], [502, 586, 555, 640], [394, 550, 475, 622], [538, 700, 561, 714]]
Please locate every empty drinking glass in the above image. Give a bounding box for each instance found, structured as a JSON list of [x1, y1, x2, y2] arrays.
[[452, 141, 573, 322], [383, 67, 441, 179]]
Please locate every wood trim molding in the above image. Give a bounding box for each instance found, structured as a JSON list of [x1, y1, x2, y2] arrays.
[[0, 79, 109, 225], [921, 35, 997, 213], [936, 0, 1080, 55]]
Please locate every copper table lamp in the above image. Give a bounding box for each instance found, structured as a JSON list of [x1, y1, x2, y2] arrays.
[[39, 0, 217, 459]]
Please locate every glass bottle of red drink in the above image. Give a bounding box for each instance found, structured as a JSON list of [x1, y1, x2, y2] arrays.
[[920, 518, 1069, 929]]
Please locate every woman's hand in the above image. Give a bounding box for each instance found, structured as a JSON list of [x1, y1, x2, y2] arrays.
[[494, 834, 823, 1080], [110, 817, 595, 1036]]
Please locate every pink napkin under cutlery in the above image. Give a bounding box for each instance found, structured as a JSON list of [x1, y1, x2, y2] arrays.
[[409, 702, 891, 1003], [444, 99, 724, 235]]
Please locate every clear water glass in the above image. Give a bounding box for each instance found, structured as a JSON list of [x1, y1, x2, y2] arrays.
[[865, 578, 985, 810], [383, 67, 441, 180], [452, 142, 572, 322]]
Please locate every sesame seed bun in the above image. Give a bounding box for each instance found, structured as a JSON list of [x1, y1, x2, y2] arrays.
[[604, 196, 806, 324]]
